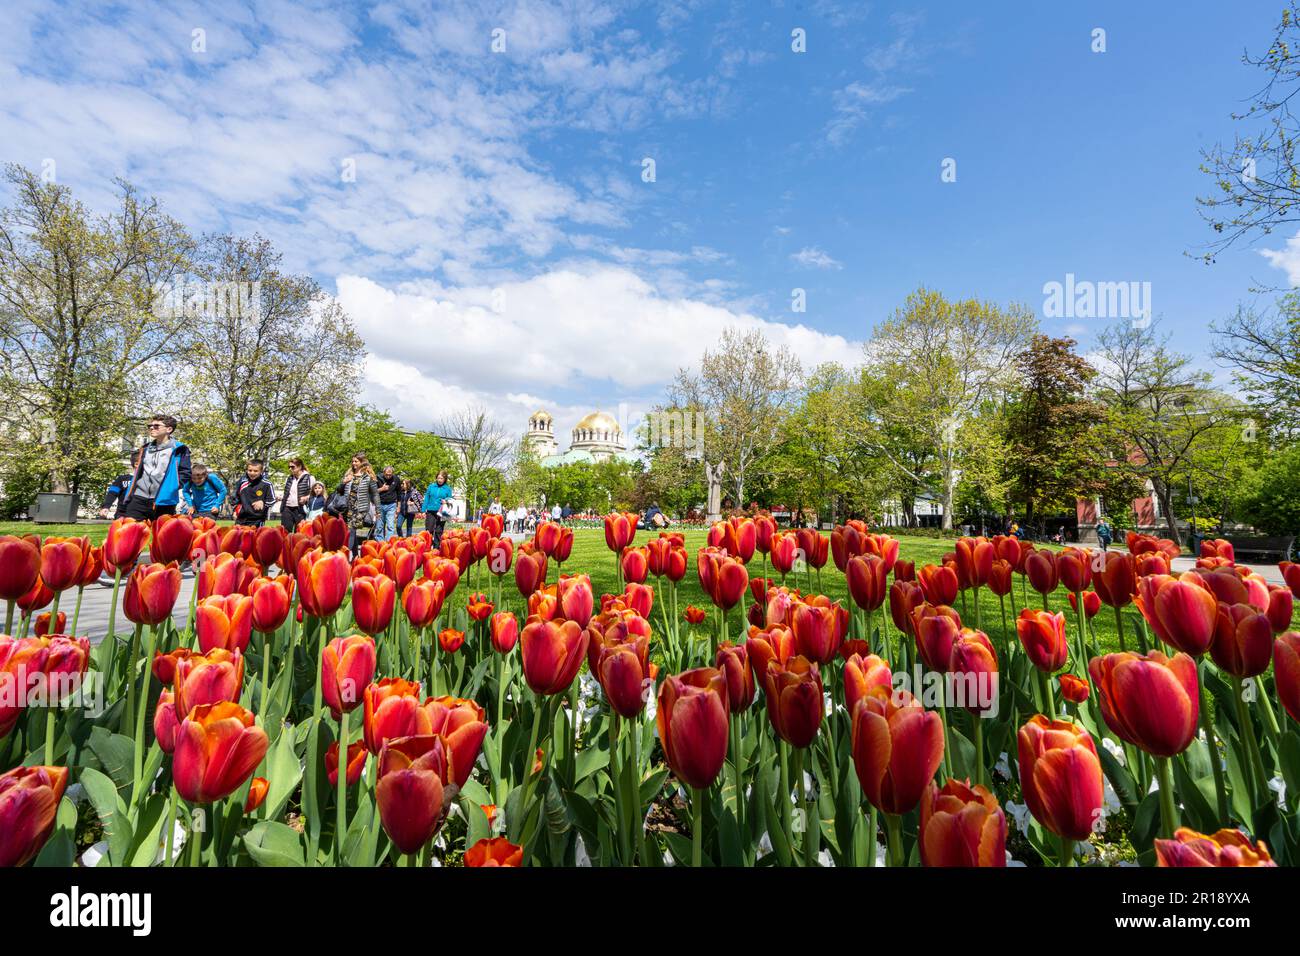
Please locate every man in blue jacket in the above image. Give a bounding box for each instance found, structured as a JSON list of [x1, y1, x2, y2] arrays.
[[180, 463, 227, 519], [122, 414, 191, 520], [422, 470, 454, 546]]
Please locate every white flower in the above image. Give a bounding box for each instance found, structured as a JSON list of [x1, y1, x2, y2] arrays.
[[823, 692, 833, 717], [575, 834, 592, 867], [1268, 775, 1287, 811], [1007, 854, 1027, 867], [80, 840, 109, 867], [1004, 800, 1032, 833], [875, 842, 888, 867], [1101, 737, 1126, 767], [817, 848, 836, 867], [645, 689, 658, 723], [994, 751, 1011, 779], [152, 821, 188, 864]]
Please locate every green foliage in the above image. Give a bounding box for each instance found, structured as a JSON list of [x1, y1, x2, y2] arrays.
[[541, 459, 641, 512], [293, 406, 456, 491], [1235, 443, 1300, 534]]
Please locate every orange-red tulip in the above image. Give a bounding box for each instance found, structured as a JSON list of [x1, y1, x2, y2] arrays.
[[326, 740, 368, 786], [1016, 608, 1068, 673], [438, 628, 465, 653], [514, 547, 548, 598], [297, 549, 350, 619], [656, 667, 729, 789], [697, 548, 749, 611], [154, 689, 179, 754], [244, 776, 269, 813], [1277, 631, 1300, 723], [521, 617, 588, 695], [715, 642, 754, 712], [919, 778, 1007, 867], [557, 574, 594, 627], [1056, 547, 1092, 594], [490, 611, 519, 653], [955, 537, 995, 589], [103, 518, 149, 574], [1155, 827, 1275, 867], [1266, 585, 1293, 634], [197, 551, 259, 600], [487, 536, 514, 576], [851, 686, 944, 815], [684, 605, 706, 625], [762, 655, 823, 748], [402, 578, 445, 630], [1281, 561, 1300, 600], [249, 575, 294, 633], [1210, 603, 1273, 678], [1058, 673, 1090, 704], [1135, 574, 1217, 656], [195, 594, 253, 654], [912, 604, 963, 672], [847, 553, 889, 612], [351, 574, 396, 635], [0, 765, 68, 867], [987, 559, 1013, 597], [843, 652, 891, 718], [174, 647, 245, 717], [768, 531, 798, 576], [34, 611, 65, 637], [1089, 651, 1199, 757], [603, 512, 637, 553], [1092, 551, 1136, 608], [173, 701, 268, 804], [376, 735, 448, 854], [621, 546, 649, 585], [948, 629, 998, 714], [889, 580, 924, 635], [363, 678, 428, 753], [917, 563, 959, 606], [1017, 715, 1104, 841], [322, 635, 377, 719], [423, 696, 490, 787], [1067, 590, 1102, 619], [123, 562, 182, 627], [465, 836, 522, 867], [796, 528, 829, 570], [39, 536, 91, 593], [1025, 550, 1058, 596]]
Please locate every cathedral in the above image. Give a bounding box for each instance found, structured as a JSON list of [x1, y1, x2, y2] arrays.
[[525, 409, 637, 466]]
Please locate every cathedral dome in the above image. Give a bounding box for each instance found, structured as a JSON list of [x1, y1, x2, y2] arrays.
[[574, 411, 619, 433]]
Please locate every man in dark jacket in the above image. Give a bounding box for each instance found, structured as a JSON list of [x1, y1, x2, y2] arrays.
[[122, 415, 191, 520], [376, 465, 401, 541], [280, 458, 314, 531], [231, 459, 277, 527], [100, 449, 142, 518]]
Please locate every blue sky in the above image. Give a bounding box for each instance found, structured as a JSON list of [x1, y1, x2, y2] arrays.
[[0, 0, 1290, 439]]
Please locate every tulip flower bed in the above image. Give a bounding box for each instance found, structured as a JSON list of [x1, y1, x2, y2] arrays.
[[1, 514, 1296, 869]]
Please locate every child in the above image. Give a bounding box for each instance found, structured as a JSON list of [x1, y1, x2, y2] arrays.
[[231, 459, 277, 527], [305, 481, 328, 521]]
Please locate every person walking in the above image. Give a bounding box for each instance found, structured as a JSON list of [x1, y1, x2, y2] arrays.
[[305, 482, 328, 521], [1096, 517, 1113, 552], [398, 479, 421, 537], [375, 465, 402, 541], [121, 414, 191, 520], [422, 470, 454, 547], [231, 459, 276, 527], [180, 462, 227, 519], [340, 453, 379, 556], [280, 458, 315, 532], [100, 449, 142, 519]]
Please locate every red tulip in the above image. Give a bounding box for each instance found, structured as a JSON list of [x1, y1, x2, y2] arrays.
[[326, 740, 368, 787], [1055, 547, 1092, 594], [321, 635, 377, 719], [1276, 632, 1300, 723], [244, 777, 269, 814], [376, 735, 449, 854], [280, 532, 318, 577], [173, 701, 269, 804], [1025, 551, 1058, 596], [1017, 715, 1104, 841], [363, 678, 428, 753], [656, 667, 729, 789], [38, 536, 91, 593], [1058, 673, 1090, 704], [847, 554, 888, 612], [791, 599, 845, 665], [438, 628, 465, 654], [1089, 651, 1199, 757], [1135, 574, 1218, 656], [889, 580, 924, 635], [604, 512, 638, 553], [955, 537, 995, 589], [480, 512, 504, 538], [697, 548, 749, 611], [754, 514, 777, 555], [123, 562, 182, 627], [893, 558, 915, 583], [514, 547, 548, 598], [557, 574, 594, 627], [592, 625, 652, 719], [762, 655, 823, 748], [487, 537, 514, 576], [249, 575, 294, 633], [948, 629, 998, 714], [987, 559, 1013, 597], [1266, 585, 1293, 634], [297, 549, 350, 619], [306, 515, 346, 551], [917, 563, 959, 606], [16, 576, 52, 616], [174, 647, 245, 718], [715, 642, 754, 712], [1016, 608, 1068, 673], [422, 696, 489, 788], [0, 764, 68, 867], [249, 525, 286, 569], [1199, 538, 1235, 565], [1210, 603, 1273, 678], [154, 689, 179, 754], [919, 779, 1007, 867], [1134, 551, 1171, 577], [103, 518, 149, 574], [727, 517, 758, 563], [851, 686, 944, 815], [843, 652, 891, 718], [351, 574, 396, 635], [465, 836, 522, 867], [521, 617, 588, 695], [768, 532, 798, 576], [534, 520, 562, 558], [0, 535, 41, 606], [684, 605, 707, 625], [490, 611, 519, 654], [621, 546, 649, 585], [195, 594, 253, 654], [383, 547, 419, 592], [197, 552, 259, 599], [1067, 590, 1102, 619], [402, 578, 445, 631], [796, 528, 829, 570], [1091, 551, 1135, 609], [73, 544, 104, 589], [1280, 561, 1300, 599], [912, 604, 963, 672], [1155, 827, 1275, 867], [33, 611, 65, 637]]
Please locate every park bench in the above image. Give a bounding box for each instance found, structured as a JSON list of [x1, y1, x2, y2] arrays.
[[1224, 535, 1295, 562]]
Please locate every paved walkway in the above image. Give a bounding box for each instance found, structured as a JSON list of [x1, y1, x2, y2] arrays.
[[1168, 556, 1286, 585], [43, 572, 200, 646]]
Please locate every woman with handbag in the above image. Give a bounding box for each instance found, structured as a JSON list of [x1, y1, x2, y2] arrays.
[[339, 453, 379, 557], [421, 470, 455, 547], [398, 479, 422, 537]]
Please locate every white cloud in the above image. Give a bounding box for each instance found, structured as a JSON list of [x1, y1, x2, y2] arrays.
[[790, 246, 843, 270], [1259, 232, 1300, 286]]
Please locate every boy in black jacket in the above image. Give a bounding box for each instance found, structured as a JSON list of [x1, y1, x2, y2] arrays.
[[231, 459, 277, 526]]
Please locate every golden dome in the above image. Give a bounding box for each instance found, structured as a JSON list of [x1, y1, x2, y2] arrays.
[[532, 409, 552, 421], [574, 411, 620, 433]]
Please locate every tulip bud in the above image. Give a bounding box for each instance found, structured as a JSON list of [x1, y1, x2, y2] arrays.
[[656, 667, 729, 789], [322, 635, 377, 719], [173, 702, 269, 804], [919, 778, 1006, 867], [0, 765, 68, 867], [1089, 651, 1199, 757], [1017, 715, 1104, 841], [850, 686, 944, 816]]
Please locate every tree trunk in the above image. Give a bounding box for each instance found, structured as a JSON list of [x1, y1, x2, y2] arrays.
[[1154, 482, 1183, 549], [941, 474, 955, 531]]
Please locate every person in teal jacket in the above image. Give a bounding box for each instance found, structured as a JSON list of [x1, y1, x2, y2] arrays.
[[422, 470, 454, 546], [180, 463, 227, 518]]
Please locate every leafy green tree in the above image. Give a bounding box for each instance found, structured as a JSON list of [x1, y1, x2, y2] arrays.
[[294, 407, 456, 492], [1236, 442, 1300, 534], [1213, 293, 1300, 439]]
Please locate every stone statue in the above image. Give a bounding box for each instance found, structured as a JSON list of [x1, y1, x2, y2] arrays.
[[705, 459, 726, 521]]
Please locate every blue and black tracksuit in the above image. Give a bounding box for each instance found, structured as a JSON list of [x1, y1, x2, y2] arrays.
[[182, 474, 228, 516], [124, 440, 191, 517]]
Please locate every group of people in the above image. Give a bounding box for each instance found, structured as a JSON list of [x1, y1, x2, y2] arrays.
[[99, 414, 458, 555]]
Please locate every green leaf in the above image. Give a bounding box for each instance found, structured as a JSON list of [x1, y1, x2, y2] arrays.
[[575, 745, 609, 783], [86, 728, 135, 791], [1097, 741, 1139, 818], [1172, 756, 1216, 834], [126, 792, 170, 867], [263, 725, 305, 821], [1279, 730, 1300, 802], [34, 796, 78, 867], [80, 765, 133, 866], [244, 820, 306, 867]]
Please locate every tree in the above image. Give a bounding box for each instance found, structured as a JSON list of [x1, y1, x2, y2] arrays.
[[503, 437, 548, 508], [1236, 442, 1300, 534], [1092, 320, 1245, 548], [0, 164, 195, 498], [1212, 293, 1300, 439], [669, 327, 802, 508], [1001, 335, 1114, 523], [1197, 3, 1300, 263], [858, 288, 1036, 530], [435, 406, 511, 520], [296, 406, 456, 491], [177, 234, 365, 481]]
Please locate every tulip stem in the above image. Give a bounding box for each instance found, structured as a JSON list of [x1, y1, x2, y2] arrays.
[[973, 718, 984, 787], [3, 597, 11, 635], [71, 587, 85, 637], [866, 804, 877, 867], [1197, 659, 1229, 824], [131, 622, 159, 811], [794, 747, 817, 867], [885, 812, 903, 867], [260, 630, 273, 712], [778, 741, 793, 845], [1037, 670, 1056, 720], [729, 710, 744, 850], [610, 714, 627, 864], [512, 692, 546, 848], [44, 704, 57, 766], [1058, 834, 1074, 867], [164, 784, 178, 866], [1113, 605, 1127, 654], [188, 805, 202, 867], [281, 598, 299, 718], [305, 616, 331, 865], [337, 708, 348, 866], [1232, 676, 1270, 803], [122, 622, 143, 734], [1154, 755, 1178, 839], [691, 785, 704, 868]]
